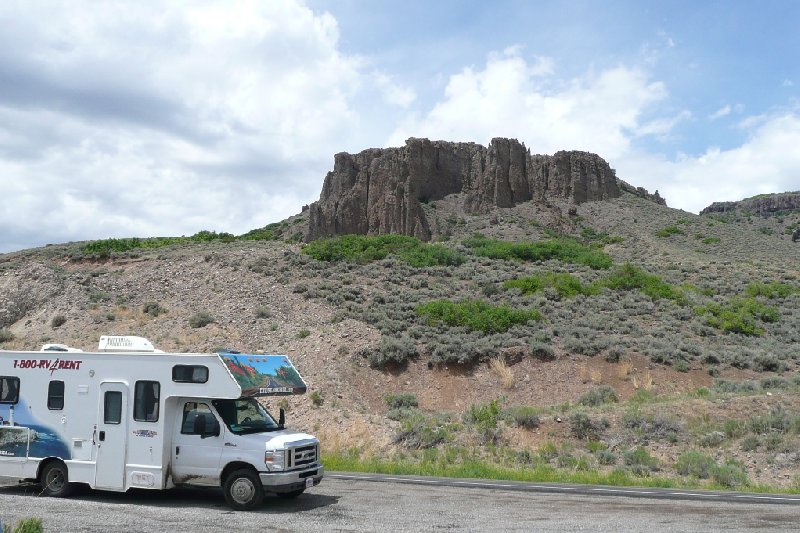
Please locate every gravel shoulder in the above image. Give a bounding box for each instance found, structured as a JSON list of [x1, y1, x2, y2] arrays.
[[1, 477, 798, 532]]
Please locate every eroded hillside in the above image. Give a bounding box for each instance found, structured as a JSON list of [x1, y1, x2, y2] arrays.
[[2, 184, 800, 490]]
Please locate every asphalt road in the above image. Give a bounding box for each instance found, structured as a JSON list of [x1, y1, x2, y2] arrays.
[[1, 475, 798, 532]]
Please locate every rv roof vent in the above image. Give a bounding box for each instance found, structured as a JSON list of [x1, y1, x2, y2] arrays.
[[98, 335, 161, 353], [40, 343, 84, 353]]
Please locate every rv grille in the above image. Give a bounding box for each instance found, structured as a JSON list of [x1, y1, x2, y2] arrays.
[[287, 444, 318, 469]]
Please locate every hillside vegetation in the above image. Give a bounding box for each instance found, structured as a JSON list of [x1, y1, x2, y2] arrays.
[[1, 190, 799, 492]]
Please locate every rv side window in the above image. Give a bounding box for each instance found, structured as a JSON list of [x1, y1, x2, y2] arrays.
[[0, 376, 20, 404], [181, 402, 214, 434], [104, 391, 122, 424], [133, 381, 160, 422], [48, 380, 65, 410], [172, 365, 209, 384]]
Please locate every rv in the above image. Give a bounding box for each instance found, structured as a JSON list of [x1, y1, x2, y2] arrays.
[[0, 336, 323, 510]]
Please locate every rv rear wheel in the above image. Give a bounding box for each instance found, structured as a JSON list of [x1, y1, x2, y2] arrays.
[[41, 461, 73, 497], [223, 469, 264, 511]]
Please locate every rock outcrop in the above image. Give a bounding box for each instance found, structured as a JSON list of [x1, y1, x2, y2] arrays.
[[700, 192, 800, 216], [307, 137, 648, 241]]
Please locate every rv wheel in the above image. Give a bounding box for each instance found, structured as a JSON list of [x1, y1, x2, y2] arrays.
[[223, 469, 264, 511], [41, 461, 73, 497]]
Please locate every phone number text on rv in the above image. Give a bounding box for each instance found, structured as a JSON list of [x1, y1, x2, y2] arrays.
[[12, 359, 83, 371]]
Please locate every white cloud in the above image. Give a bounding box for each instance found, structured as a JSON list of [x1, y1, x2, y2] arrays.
[[708, 105, 731, 120], [616, 113, 800, 212], [373, 72, 416, 108], [388, 48, 667, 159], [636, 110, 692, 138], [388, 47, 800, 215], [0, 0, 371, 252]]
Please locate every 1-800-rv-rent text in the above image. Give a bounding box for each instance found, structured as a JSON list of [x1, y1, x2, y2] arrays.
[[0, 336, 323, 510]]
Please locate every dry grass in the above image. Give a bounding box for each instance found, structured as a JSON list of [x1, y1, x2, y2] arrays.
[[490, 357, 515, 390], [617, 359, 633, 380], [632, 370, 655, 390], [317, 417, 387, 456]]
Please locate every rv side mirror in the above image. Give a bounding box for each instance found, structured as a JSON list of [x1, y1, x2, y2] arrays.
[[279, 408, 285, 428], [202, 419, 220, 439]]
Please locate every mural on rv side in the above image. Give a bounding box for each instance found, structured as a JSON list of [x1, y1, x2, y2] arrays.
[[0, 401, 71, 460], [220, 354, 307, 396]]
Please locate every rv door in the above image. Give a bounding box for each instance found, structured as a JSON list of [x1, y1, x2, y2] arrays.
[[171, 400, 223, 486], [95, 382, 128, 490]]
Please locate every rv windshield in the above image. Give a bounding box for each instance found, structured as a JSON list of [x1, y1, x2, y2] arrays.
[[212, 398, 280, 435]]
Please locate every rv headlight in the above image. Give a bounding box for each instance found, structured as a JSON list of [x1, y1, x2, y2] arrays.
[[265, 449, 285, 471]]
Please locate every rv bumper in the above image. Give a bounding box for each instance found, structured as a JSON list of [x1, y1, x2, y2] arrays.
[[259, 465, 324, 493]]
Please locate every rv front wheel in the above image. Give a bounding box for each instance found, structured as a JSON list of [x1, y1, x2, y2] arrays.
[[41, 461, 73, 497], [223, 469, 264, 511]]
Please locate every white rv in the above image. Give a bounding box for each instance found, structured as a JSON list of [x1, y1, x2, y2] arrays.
[[0, 336, 323, 510]]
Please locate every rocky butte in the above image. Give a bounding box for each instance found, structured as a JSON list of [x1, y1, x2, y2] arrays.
[[306, 137, 664, 241], [700, 191, 800, 217]]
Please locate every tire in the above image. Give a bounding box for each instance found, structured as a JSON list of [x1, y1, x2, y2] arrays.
[[223, 469, 264, 511], [277, 488, 305, 498], [40, 461, 73, 497]]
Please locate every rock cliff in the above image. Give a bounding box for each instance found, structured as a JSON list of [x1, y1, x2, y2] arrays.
[[700, 192, 800, 216], [307, 137, 653, 241]]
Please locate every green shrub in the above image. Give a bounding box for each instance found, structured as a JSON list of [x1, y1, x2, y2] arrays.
[[309, 390, 324, 407], [385, 393, 419, 409], [303, 234, 464, 266], [655, 225, 685, 237], [530, 342, 556, 361], [0, 329, 13, 343], [623, 410, 681, 441], [577, 385, 618, 407], [538, 442, 558, 462], [740, 435, 760, 451], [596, 449, 617, 465], [595, 263, 684, 303], [675, 451, 716, 478], [698, 431, 726, 447], [710, 460, 748, 488], [143, 301, 167, 317], [623, 447, 659, 474], [80, 230, 243, 257], [387, 407, 417, 421], [760, 376, 789, 389], [2, 518, 44, 533], [702, 236, 721, 244], [696, 297, 778, 336], [188, 311, 215, 328], [502, 406, 541, 429], [462, 234, 613, 269], [713, 379, 759, 394], [504, 272, 597, 298], [722, 420, 746, 439], [745, 281, 798, 298], [748, 408, 799, 434], [50, 314, 67, 328], [416, 300, 540, 333], [401, 243, 465, 267], [395, 411, 457, 449], [464, 399, 501, 428], [368, 336, 418, 368], [569, 412, 608, 440], [255, 306, 272, 319], [296, 329, 311, 339]]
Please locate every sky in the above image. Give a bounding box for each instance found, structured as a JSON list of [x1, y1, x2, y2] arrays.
[[1, 0, 799, 253]]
